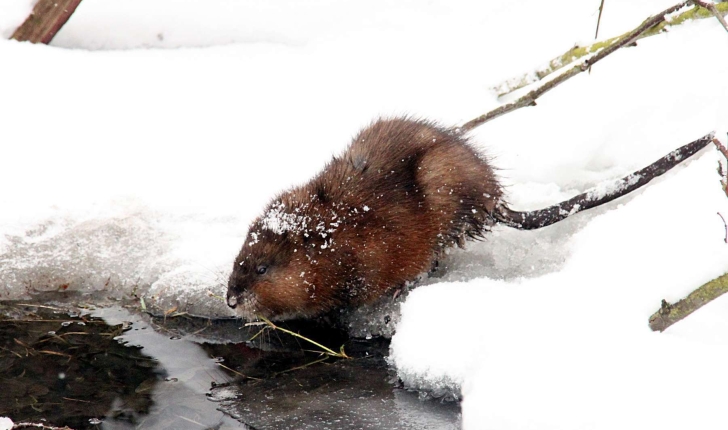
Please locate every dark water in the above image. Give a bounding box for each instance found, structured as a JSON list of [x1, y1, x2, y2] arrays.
[[0, 301, 460, 429]]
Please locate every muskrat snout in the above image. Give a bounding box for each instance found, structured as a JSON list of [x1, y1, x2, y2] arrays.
[[226, 290, 238, 309]]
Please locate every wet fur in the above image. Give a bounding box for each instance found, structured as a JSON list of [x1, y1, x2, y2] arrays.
[[227, 117, 502, 320]]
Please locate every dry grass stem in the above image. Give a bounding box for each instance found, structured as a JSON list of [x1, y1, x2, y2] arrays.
[[258, 315, 349, 359]]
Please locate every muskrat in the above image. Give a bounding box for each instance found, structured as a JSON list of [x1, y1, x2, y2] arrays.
[[226, 117, 713, 320]]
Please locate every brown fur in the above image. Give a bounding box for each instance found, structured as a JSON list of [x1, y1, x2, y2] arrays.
[[227, 117, 502, 320]]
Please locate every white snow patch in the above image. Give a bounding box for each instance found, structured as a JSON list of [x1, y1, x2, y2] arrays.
[[261, 202, 311, 235], [0, 0, 34, 39], [586, 173, 641, 201], [392, 151, 728, 429]]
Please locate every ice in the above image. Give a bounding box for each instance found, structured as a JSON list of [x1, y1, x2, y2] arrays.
[[341, 285, 414, 339], [0, 204, 173, 300], [0, 199, 241, 317], [206, 386, 241, 403]]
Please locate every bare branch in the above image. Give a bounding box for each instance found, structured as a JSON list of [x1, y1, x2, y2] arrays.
[[649, 272, 728, 332], [494, 132, 714, 230], [11, 0, 83, 44], [460, 2, 690, 132], [489, 2, 728, 99], [717, 212, 728, 243], [595, 0, 607, 39], [713, 136, 728, 159]]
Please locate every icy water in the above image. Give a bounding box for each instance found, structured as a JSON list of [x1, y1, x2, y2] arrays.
[[0, 301, 461, 429]]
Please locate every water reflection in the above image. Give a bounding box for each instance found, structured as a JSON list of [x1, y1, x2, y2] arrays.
[[1, 302, 460, 430], [91, 307, 245, 430], [0, 303, 244, 430], [0, 305, 157, 429]]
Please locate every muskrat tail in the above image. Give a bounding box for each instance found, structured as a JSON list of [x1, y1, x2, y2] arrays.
[[494, 132, 716, 230]]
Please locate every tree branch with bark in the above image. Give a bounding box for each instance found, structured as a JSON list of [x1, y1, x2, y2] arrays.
[[493, 133, 715, 229], [649, 273, 728, 332], [460, 2, 694, 132], [11, 0, 83, 44], [487, 2, 728, 99]]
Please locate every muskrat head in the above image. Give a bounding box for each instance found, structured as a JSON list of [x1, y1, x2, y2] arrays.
[[227, 223, 320, 321]]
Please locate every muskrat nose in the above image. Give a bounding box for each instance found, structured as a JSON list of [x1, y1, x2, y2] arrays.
[[227, 293, 238, 309]]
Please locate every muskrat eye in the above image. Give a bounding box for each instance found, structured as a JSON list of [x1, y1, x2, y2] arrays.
[[256, 265, 268, 275]]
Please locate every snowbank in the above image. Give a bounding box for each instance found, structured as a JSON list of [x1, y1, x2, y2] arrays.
[[2, 0, 728, 428], [391, 151, 728, 426]]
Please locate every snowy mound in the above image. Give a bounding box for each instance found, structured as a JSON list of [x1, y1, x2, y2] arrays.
[[391, 152, 728, 428]]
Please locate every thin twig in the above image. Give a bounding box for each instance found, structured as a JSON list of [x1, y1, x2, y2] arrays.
[[247, 325, 268, 342], [215, 362, 260, 380], [12, 423, 75, 430], [15, 303, 67, 310], [718, 213, 728, 243], [244, 321, 267, 327], [595, 0, 606, 39], [692, 0, 728, 32], [0, 345, 23, 358], [460, 1, 689, 132], [207, 290, 226, 302], [177, 416, 205, 427], [258, 315, 349, 358], [590, 0, 607, 74], [275, 355, 331, 375], [38, 350, 72, 357], [61, 397, 93, 403]]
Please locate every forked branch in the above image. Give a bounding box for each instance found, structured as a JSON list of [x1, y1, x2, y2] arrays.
[[459, 2, 690, 132], [691, 0, 728, 33], [488, 2, 728, 99]]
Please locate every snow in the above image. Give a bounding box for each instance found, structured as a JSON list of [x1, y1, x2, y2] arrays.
[[392, 151, 728, 422], [0, 417, 11, 430], [2, 0, 728, 428], [0, 0, 32, 39], [260, 202, 313, 235]]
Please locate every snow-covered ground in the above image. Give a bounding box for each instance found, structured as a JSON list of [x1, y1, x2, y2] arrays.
[[2, 0, 728, 428]]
